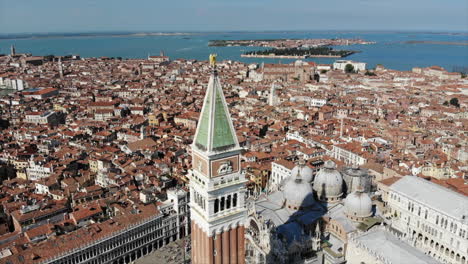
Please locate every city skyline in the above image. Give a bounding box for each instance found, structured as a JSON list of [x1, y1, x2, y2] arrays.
[[0, 2, 467, 264], [0, 0, 467, 34]]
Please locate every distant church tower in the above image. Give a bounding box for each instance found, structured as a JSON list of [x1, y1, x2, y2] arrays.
[[140, 125, 145, 140], [10, 45, 16, 56], [268, 82, 278, 106], [58, 57, 64, 79], [190, 55, 247, 264]]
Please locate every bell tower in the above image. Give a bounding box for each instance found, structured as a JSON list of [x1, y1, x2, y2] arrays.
[[190, 55, 247, 264]]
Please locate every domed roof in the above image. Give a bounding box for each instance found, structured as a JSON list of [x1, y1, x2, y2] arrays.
[[342, 165, 367, 178], [291, 164, 313, 183], [283, 173, 315, 209], [313, 160, 343, 198], [344, 191, 372, 219]]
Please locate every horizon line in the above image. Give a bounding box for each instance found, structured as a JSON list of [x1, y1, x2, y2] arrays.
[[1, 29, 468, 36]]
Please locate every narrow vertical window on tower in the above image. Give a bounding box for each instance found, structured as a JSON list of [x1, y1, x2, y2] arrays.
[[214, 199, 219, 213], [233, 193, 237, 207], [226, 195, 231, 209], [220, 197, 225, 211]]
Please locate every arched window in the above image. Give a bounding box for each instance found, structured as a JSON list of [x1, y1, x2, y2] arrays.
[[233, 193, 238, 207], [214, 199, 219, 213], [226, 195, 231, 209], [220, 197, 225, 211]]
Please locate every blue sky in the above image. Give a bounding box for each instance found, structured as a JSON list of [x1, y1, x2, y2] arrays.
[[0, 0, 467, 33]]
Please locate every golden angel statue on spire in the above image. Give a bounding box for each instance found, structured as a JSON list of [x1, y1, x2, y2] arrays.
[[209, 53, 217, 67]]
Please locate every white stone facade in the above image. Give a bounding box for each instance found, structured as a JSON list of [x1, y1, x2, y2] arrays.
[[42, 194, 189, 264], [331, 145, 367, 166], [385, 176, 468, 264], [270, 161, 293, 187], [26, 160, 53, 181], [25, 111, 58, 125], [333, 60, 366, 72]]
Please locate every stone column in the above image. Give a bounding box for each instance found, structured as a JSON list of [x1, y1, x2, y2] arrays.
[[191, 222, 196, 264], [230, 226, 238, 264], [237, 225, 245, 264], [201, 228, 207, 264], [222, 228, 230, 264], [195, 223, 201, 264], [215, 232, 222, 264], [208, 234, 215, 264]]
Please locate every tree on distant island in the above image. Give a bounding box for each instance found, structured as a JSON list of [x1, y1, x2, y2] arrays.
[[365, 70, 376, 76], [244, 47, 353, 57], [345, 64, 355, 73]]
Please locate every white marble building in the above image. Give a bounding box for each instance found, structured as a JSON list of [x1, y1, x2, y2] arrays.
[[333, 60, 366, 72], [347, 227, 441, 264], [384, 176, 468, 264], [270, 159, 295, 189]]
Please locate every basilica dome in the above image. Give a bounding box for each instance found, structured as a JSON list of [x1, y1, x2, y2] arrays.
[[344, 191, 373, 221], [313, 160, 343, 203], [291, 164, 313, 183], [283, 173, 315, 210]]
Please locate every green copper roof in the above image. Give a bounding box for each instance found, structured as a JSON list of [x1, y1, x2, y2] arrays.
[[195, 82, 212, 148], [194, 72, 238, 152]]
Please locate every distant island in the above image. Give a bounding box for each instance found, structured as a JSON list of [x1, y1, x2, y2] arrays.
[[405, 40, 468, 46], [209, 38, 375, 48], [0, 32, 197, 40], [242, 47, 356, 58]]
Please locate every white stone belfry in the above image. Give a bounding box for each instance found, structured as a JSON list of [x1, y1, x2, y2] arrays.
[[190, 60, 247, 264]]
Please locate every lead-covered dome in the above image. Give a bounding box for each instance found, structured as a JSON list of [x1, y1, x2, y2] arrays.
[[313, 160, 343, 203], [342, 165, 371, 194], [283, 173, 315, 210], [291, 164, 313, 183], [344, 191, 372, 222]]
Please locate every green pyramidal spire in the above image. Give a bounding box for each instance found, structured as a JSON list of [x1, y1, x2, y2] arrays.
[[194, 70, 239, 152]]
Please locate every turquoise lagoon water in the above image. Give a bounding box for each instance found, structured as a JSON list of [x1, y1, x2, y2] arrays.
[[0, 31, 467, 71]]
